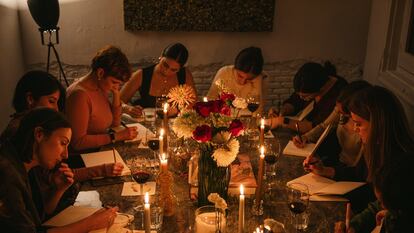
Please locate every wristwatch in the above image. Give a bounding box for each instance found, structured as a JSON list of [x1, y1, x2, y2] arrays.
[[108, 129, 116, 143]]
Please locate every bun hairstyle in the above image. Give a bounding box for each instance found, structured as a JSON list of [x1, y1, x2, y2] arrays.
[[161, 43, 189, 67], [293, 61, 337, 93], [91, 45, 131, 82], [234, 47, 264, 76]]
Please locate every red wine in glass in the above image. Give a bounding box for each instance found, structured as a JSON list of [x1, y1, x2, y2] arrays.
[[288, 201, 307, 214], [132, 171, 151, 195], [264, 154, 278, 164], [148, 139, 160, 151], [247, 102, 259, 113]]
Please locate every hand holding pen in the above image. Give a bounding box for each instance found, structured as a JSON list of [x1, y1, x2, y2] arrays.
[[293, 123, 307, 148]]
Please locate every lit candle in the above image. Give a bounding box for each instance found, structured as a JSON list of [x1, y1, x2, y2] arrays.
[[163, 103, 169, 153], [144, 192, 151, 233], [203, 96, 208, 102], [255, 146, 265, 211], [160, 153, 168, 172], [238, 185, 245, 233], [260, 118, 265, 147]]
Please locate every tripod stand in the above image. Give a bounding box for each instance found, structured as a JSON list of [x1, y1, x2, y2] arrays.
[[40, 27, 69, 87]]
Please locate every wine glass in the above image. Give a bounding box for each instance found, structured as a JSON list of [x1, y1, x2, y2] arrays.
[[286, 183, 310, 231], [130, 160, 151, 195], [247, 94, 260, 115], [147, 137, 160, 158], [155, 96, 168, 121], [264, 139, 281, 180]]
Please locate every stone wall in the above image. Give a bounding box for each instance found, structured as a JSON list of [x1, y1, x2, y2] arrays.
[[29, 59, 362, 110]]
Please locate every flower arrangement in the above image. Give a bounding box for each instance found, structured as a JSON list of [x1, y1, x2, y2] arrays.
[[167, 84, 197, 110], [172, 92, 245, 167]]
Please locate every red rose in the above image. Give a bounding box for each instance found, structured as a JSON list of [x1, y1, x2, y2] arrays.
[[220, 105, 231, 116], [228, 119, 244, 137], [193, 125, 212, 142], [194, 102, 211, 117], [220, 92, 236, 103], [210, 100, 224, 113]]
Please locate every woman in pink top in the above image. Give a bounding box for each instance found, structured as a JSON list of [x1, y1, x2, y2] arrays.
[[66, 45, 138, 151]]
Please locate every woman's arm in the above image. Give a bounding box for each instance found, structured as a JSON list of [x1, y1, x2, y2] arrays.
[[120, 69, 143, 104]]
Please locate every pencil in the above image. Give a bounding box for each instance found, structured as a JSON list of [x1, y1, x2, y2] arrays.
[[112, 147, 117, 163], [345, 202, 351, 231]]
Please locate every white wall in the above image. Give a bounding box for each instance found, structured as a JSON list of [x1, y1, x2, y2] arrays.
[[18, 0, 372, 66], [0, 0, 25, 131]]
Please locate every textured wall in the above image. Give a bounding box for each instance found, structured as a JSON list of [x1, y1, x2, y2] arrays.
[[124, 0, 275, 32], [30, 59, 362, 111]]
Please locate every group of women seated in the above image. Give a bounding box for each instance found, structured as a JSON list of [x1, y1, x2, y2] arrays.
[[0, 42, 412, 232]]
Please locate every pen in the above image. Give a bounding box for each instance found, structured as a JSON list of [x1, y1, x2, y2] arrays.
[[345, 202, 351, 231], [112, 147, 117, 163], [121, 121, 128, 129], [295, 123, 302, 143]]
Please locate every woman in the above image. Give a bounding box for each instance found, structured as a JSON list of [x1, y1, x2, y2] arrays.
[[300, 80, 371, 180], [0, 70, 123, 218], [0, 70, 65, 144], [207, 46, 265, 114], [270, 61, 347, 133], [0, 108, 118, 232], [120, 43, 196, 116], [335, 153, 413, 233], [66, 45, 138, 152]]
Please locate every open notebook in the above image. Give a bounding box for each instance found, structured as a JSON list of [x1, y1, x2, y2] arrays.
[[113, 123, 155, 143], [286, 101, 314, 121], [81, 149, 130, 176], [283, 124, 332, 157], [287, 173, 365, 201]]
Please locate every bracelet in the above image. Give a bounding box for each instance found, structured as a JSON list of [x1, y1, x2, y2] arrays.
[[283, 117, 290, 125]]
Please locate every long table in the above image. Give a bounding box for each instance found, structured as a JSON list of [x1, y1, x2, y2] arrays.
[[80, 127, 345, 233]]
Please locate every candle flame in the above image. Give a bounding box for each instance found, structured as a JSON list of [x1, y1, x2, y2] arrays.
[[261, 118, 265, 126], [161, 153, 167, 161], [203, 96, 208, 102], [145, 192, 149, 204], [240, 184, 244, 195], [160, 128, 164, 136], [163, 103, 169, 113], [260, 146, 265, 157]]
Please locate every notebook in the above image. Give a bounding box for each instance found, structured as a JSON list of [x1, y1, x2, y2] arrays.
[[81, 149, 130, 176], [287, 173, 365, 201], [286, 101, 314, 121], [283, 124, 332, 157]]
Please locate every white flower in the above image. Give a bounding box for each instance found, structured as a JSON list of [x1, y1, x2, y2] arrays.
[[232, 97, 248, 109], [172, 110, 204, 138], [212, 138, 239, 167], [208, 193, 228, 210]]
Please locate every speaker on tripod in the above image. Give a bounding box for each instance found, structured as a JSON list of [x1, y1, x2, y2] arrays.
[[27, 0, 69, 86]]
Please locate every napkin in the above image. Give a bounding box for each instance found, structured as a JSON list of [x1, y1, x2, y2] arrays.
[[121, 182, 156, 196], [74, 191, 102, 208]]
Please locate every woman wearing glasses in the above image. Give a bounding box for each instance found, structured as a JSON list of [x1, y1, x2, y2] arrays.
[[120, 43, 196, 117], [269, 61, 347, 133], [207, 46, 265, 114]]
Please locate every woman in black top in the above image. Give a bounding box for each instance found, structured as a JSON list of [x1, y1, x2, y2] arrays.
[[121, 43, 197, 117]]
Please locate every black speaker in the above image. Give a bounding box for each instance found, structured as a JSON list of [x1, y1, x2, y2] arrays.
[[27, 0, 60, 30]]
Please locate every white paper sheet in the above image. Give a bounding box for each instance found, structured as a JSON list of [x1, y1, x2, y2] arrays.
[[81, 149, 130, 176]]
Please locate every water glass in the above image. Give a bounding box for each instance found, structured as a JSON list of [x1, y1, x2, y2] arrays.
[[135, 205, 164, 230]]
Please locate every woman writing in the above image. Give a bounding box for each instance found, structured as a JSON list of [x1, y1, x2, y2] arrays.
[[0, 108, 118, 232], [121, 43, 196, 116], [66, 45, 138, 152]]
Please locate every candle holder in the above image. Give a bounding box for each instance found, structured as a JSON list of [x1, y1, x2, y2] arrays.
[[252, 199, 264, 216], [156, 167, 176, 216]]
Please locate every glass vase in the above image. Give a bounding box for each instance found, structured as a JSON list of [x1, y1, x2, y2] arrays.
[[197, 144, 231, 207]]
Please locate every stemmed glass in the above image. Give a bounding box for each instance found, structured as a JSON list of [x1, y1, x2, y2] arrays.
[[263, 139, 281, 180], [247, 94, 260, 115], [130, 160, 152, 196], [286, 183, 310, 231], [147, 136, 160, 159], [155, 96, 168, 122]]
